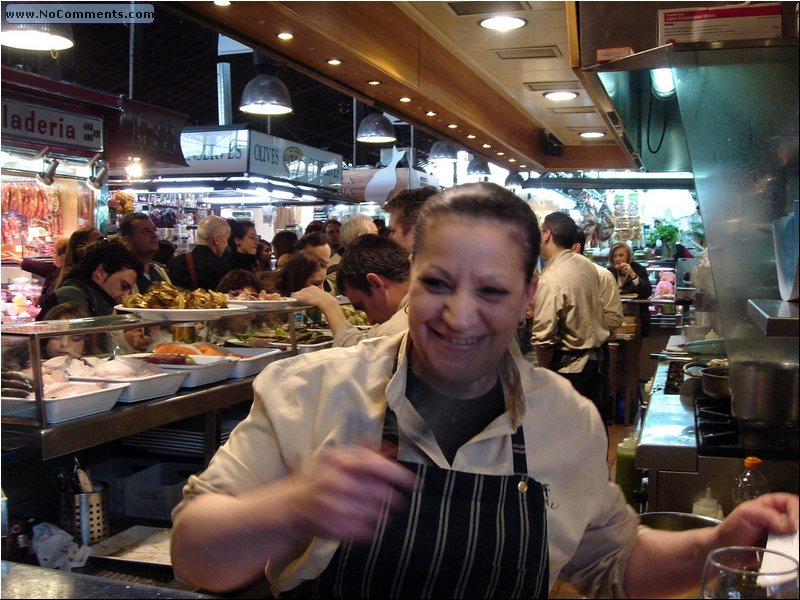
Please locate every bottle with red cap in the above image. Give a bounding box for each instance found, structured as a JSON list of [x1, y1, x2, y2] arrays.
[[732, 456, 771, 507]]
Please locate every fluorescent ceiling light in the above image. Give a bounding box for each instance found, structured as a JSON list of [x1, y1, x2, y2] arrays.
[[479, 16, 527, 32], [580, 131, 606, 139]]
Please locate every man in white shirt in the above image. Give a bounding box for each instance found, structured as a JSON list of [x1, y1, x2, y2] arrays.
[[531, 212, 610, 410], [294, 234, 409, 347], [572, 229, 624, 333]]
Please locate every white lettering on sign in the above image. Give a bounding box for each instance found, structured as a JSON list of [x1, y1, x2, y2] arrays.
[[1, 99, 103, 151]]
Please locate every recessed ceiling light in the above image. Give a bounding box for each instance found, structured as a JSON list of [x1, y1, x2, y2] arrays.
[[368, 80, 381, 86], [508, 158, 517, 163], [426, 110, 437, 117], [479, 16, 527, 32], [277, 32, 293, 40], [399, 97, 411, 103], [482, 143, 492, 149], [496, 151, 505, 156], [580, 131, 606, 139], [467, 134, 476, 139], [519, 164, 527, 169], [213, 0, 231, 6], [447, 123, 458, 129], [327, 58, 341, 66], [544, 91, 579, 101]]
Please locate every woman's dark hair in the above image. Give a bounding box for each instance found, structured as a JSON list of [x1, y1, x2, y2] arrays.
[[272, 252, 327, 297], [68, 239, 142, 280], [304, 220, 324, 235], [56, 226, 102, 286], [272, 230, 299, 259], [216, 269, 262, 294], [414, 182, 540, 281], [227, 219, 256, 254], [40, 301, 104, 355]]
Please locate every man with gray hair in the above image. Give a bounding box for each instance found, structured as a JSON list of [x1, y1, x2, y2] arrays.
[[326, 214, 378, 295], [168, 215, 231, 291]]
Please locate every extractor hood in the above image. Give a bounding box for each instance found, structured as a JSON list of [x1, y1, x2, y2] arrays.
[[582, 38, 799, 367]]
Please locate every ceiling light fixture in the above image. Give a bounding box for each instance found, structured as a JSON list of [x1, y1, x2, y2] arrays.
[[213, 0, 231, 6], [504, 171, 526, 187], [447, 124, 458, 129], [240, 54, 293, 115], [467, 157, 491, 176], [327, 58, 341, 65], [467, 134, 476, 139], [496, 151, 505, 156], [426, 110, 437, 117], [399, 97, 411, 103], [368, 80, 381, 86], [356, 112, 396, 143], [482, 143, 492, 149], [277, 32, 293, 40], [35, 158, 59, 187], [580, 131, 606, 139], [478, 16, 527, 32], [544, 91, 578, 101], [429, 141, 458, 162], [0, 17, 74, 52], [125, 161, 143, 179], [651, 67, 676, 99]]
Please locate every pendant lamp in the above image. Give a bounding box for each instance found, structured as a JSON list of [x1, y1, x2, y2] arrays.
[[356, 113, 396, 143], [429, 141, 458, 162], [240, 54, 293, 115], [0, 17, 73, 51], [504, 171, 526, 188], [467, 156, 491, 176]]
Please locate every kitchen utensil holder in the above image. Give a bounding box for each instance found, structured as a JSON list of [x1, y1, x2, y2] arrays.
[[58, 482, 109, 546]]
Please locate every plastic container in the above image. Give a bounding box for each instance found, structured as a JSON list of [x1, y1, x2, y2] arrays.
[[227, 347, 285, 379], [732, 456, 771, 506], [614, 435, 643, 507], [692, 487, 724, 520]]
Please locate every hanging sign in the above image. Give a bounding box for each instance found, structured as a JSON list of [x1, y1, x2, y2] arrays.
[[106, 98, 188, 166], [248, 131, 342, 187], [1, 99, 103, 151]]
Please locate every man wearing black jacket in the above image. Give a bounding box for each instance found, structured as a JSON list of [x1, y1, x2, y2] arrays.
[[168, 216, 231, 291]]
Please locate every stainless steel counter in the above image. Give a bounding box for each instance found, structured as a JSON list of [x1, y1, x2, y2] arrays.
[[1, 561, 218, 599]]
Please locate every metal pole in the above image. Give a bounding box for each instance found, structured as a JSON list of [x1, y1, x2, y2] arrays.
[[128, 3, 135, 99], [352, 98, 358, 167]]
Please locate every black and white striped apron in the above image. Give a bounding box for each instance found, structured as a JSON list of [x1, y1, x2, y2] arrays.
[[281, 409, 549, 599]]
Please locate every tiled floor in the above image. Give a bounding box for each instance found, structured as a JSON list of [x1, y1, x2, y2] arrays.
[[548, 423, 637, 599]]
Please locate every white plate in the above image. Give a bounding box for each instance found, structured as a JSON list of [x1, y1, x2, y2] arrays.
[[1, 382, 129, 423], [227, 347, 285, 378], [227, 298, 299, 310], [71, 371, 188, 403], [114, 305, 247, 321]]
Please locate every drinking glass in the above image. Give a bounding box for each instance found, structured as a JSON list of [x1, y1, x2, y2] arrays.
[[701, 546, 799, 599]]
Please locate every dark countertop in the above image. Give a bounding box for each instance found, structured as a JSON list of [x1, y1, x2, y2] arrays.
[[1, 561, 219, 599]]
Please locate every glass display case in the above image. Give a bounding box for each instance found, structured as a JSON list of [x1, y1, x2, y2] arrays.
[[1, 304, 320, 460]]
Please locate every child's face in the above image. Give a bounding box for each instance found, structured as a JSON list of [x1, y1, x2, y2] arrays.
[[45, 334, 86, 358]]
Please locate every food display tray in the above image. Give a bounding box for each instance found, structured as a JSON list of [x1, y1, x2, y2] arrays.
[[1, 382, 129, 423], [227, 348, 286, 379], [71, 371, 188, 403], [157, 355, 234, 387]]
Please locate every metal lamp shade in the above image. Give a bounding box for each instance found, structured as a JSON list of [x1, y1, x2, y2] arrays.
[[0, 20, 74, 51], [356, 113, 396, 143], [467, 157, 491, 176], [504, 171, 526, 187], [36, 159, 59, 188], [239, 74, 293, 115], [429, 141, 458, 162]]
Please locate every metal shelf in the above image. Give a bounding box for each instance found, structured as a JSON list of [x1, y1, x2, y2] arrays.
[[747, 299, 799, 338]]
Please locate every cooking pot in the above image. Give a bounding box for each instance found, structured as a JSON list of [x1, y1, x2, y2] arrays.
[[639, 511, 720, 530], [730, 361, 799, 425], [684, 363, 730, 399]]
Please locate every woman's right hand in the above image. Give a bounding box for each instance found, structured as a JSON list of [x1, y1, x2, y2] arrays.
[[289, 445, 417, 542]]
